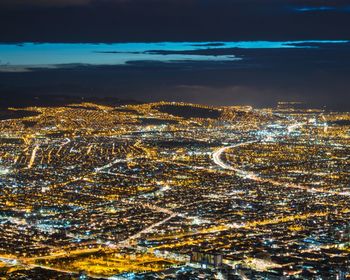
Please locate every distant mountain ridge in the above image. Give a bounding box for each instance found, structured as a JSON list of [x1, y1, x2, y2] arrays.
[[0, 93, 141, 109]]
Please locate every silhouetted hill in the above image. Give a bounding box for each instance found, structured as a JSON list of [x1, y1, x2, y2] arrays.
[[0, 93, 141, 109]]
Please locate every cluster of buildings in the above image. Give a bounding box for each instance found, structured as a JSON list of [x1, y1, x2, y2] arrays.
[[0, 101, 349, 279]]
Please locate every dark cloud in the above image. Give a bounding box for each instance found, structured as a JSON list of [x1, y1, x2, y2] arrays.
[[0, 0, 349, 109], [0, 0, 350, 42], [0, 45, 349, 110]]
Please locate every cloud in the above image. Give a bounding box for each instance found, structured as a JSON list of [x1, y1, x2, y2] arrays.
[[1, 0, 350, 43], [0, 66, 32, 73], [292, 5, 350, 13]]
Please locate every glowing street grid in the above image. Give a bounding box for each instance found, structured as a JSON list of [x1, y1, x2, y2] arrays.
[[0, 101, 349, 279], [0, 40, 348, 70]]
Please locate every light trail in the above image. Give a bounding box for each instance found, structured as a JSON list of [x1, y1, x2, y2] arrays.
[[108, 200, 177, 248], [101, 171, 140, 179], [27, 145, 39, 169], [149, 211, 334, 251], [117, 213, 178, 248], [86, 144, 94, 155], [94, 158, 128, 173], [212, 140, 257, 175], [287, 122, 303, 133]]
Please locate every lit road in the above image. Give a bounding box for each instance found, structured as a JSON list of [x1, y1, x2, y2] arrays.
[[94, 157, 129, 172], [27, 145, 39, 169], [0, 254, 103, 279], [212, 140, 257, 175], [117, 212, 178, 248]]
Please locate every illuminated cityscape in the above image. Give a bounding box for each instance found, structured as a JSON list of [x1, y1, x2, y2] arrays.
[[0, 101, 349, 279], [1, 0, 350, 279]]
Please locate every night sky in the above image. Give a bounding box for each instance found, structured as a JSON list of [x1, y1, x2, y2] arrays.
[[0, 0, 350, 110]]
